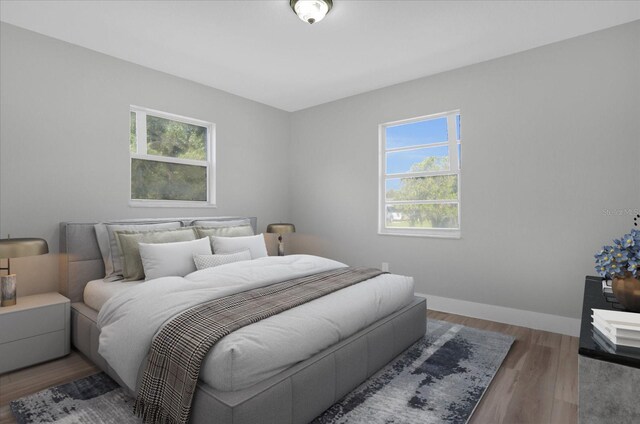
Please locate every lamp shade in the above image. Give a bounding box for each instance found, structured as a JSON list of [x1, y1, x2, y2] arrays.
[[266, 224, 296, 234], [0, 238, 49, 259]]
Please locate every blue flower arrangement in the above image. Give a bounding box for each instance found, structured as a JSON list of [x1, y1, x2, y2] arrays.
[[595, 229, 640, 279]]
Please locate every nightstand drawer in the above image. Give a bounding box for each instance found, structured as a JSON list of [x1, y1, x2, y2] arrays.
[[0, 330, 67, 374], [0, 304, 66, 344]]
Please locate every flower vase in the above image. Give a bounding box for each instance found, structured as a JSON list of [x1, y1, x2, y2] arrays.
[[612, 275, 640, 313]]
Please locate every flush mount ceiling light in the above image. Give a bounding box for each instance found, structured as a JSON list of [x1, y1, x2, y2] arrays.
[[290, 0, 333, 24]]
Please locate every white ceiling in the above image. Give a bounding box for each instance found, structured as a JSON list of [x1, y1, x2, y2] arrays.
[[1, 1, 639, 111]]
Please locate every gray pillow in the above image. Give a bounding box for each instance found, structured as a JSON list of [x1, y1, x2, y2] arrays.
[[95, 221, 181, 281], [194, 224, 254, 239], [115, 227, 196, 281]]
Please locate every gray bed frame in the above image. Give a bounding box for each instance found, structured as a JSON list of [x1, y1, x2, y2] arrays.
[[60, 217, 427, 424]]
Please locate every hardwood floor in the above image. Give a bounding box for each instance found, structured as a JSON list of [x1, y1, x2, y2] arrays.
[[0, 350, 98, 424], [0, 310, 578, 424], [427, 310, 579, 424]]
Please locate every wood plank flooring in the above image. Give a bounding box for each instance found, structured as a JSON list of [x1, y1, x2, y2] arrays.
[[0, 350, 98, 424], [427, 310, 578, 424], [0, 310, 578, 424]]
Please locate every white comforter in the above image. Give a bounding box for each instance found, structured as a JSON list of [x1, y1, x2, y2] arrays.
[[97, 255, 414, 392]]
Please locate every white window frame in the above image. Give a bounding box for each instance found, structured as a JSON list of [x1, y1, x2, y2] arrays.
[[378, 110, 461, 238], [129, 105, 216, 208]]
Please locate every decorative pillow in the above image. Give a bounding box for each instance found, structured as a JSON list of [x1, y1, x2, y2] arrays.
[[139, 237, 212, 280], [210, 234, 268, 259], [115, 228, 196, 281], [193, 249, 252, 270], [194, 224, 254, 239], [95, 221, 181, 281]]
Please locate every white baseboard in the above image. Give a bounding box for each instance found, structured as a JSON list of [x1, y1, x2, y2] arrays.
[[416, 292, 581, 337]]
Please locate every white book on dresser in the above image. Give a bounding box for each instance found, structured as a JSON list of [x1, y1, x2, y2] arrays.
[[591, 308, 640, 348]]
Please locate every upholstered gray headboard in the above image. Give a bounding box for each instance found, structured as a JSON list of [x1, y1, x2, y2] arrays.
[[59, 217, 258, 303]]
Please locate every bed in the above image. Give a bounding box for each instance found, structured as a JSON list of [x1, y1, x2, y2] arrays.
[[60, 217, 426, 424]]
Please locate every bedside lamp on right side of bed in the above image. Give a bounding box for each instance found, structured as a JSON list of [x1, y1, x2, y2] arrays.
[[266, 223, 296, 256]]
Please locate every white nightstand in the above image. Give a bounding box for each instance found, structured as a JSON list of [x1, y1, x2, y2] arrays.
[[0, 292, 70, 373]]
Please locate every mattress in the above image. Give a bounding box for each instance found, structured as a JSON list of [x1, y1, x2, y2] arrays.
[[83, 279, 142, 311], [95, 255, 415, 392]]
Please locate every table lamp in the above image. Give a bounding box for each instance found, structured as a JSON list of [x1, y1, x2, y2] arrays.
[[266, 223, 296, 256], [0, 237, 49, 306]]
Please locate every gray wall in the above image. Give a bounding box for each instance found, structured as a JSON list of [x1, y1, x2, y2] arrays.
[[0, 23, 291, 296], [2, 21, 638, 320], [289, 21, 640, 319]]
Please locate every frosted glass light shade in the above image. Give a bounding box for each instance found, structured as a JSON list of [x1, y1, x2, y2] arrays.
[[290, 0, 333, 24]]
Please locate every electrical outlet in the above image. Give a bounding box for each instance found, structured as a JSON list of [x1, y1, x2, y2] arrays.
[[381, 262, 389, 272]]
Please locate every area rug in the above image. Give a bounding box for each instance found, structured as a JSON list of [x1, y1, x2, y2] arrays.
[[10, 320, 514, 424]]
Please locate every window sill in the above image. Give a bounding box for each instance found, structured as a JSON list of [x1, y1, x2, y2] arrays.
[[129, 200, 218, 208], [378, 228, 461, 239]]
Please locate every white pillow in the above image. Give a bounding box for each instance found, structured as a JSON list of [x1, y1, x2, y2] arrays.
[[139, 237, 212, 280], [210, 234, 268, 259], [193, 249, 252, 270]]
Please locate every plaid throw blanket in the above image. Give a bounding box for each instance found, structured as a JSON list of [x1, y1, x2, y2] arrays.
[[134, 266, 385, 424]]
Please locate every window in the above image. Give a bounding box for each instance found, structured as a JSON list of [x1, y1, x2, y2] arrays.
[[379, 110, 461, 238], [129, 106, 215, 207]]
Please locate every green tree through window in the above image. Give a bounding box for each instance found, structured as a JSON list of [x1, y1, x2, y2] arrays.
[[146, 115, 206, 160], [380, 112, 461, 237]]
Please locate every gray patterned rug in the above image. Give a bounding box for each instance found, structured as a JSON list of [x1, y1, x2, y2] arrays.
[[10, 320, 513, 424]]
